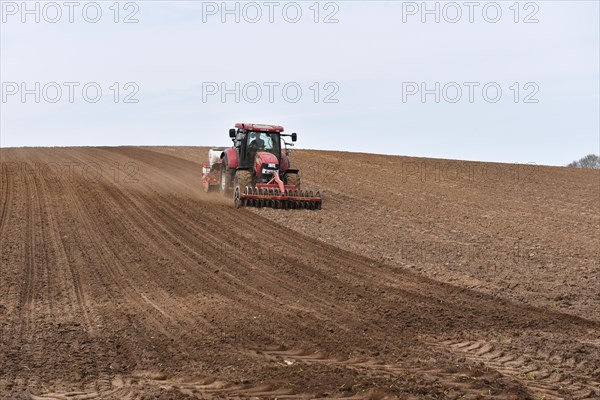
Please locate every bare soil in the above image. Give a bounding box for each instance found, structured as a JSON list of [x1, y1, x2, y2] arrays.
[[0, 146, 598, 399]]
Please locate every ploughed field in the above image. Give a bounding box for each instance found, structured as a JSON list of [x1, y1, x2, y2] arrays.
[[0, 146, 598, 400]]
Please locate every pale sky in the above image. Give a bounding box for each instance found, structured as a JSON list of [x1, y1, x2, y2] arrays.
[[1, 1, 599, 166]]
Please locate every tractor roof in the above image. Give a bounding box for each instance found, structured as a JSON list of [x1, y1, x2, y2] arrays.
[[235, 123, 284, 133]]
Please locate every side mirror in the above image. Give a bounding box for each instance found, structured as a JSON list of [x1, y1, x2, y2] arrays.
[[229, 129, 236, 138], [291, 132, 297, 142]]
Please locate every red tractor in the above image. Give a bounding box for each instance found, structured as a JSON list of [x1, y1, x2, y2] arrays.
[[202, 123, 322, 209]]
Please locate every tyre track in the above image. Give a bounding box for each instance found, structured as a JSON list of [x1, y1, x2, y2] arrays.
[[29, 162, 55, 318], [426, 338, 600, 400], [30, 372, 394, 400], [248, 345, 528, 398], [0, 158, 13, 236], [0, 155, 17, 344], [19, 168, 37, 342]]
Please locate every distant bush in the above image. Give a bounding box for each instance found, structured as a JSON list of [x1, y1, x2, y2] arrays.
[[567, 154, 600, 169]]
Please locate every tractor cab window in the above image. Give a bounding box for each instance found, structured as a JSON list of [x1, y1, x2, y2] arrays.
[[246, 132, 280, 156]]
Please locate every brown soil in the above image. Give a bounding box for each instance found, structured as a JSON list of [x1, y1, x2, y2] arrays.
[[0, 146, 598, 400]]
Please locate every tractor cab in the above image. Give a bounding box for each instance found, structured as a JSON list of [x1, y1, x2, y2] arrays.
[[229, 123, 296, 183], [229, 123, 296, 176], [233, 129, 282, 169]]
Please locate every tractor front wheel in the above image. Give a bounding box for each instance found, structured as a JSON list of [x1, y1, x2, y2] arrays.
[[234, 185, 243, 208], [286, 172, 301, 189], [233, 170, 252, 208]]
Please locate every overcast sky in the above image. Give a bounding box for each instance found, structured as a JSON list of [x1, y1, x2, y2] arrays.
[[1, 1, 598, 166]]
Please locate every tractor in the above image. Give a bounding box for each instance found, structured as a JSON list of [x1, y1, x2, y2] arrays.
[[202, 123, 322, 209]]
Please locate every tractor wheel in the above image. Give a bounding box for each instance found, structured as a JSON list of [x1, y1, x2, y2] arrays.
[[220, 156, 232, 196], [286, 172, 301, 189], [234, 185, 243, 208], [235, 170, 252, 189], [234, 170, 252, 208]]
